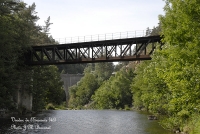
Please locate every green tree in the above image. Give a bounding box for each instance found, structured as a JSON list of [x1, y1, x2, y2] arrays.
[[43, 16, 53, 34], [68, 62, 114, 109], [68, 73, 98, 108], [0, 1, 39, 110], [32, 65, 64, 111], [94, 62, 114, 85], [0, 0, 66, 111], [92, 68, 133, 109], [130, 0, 200, 131], [158, 0, 200, 130]]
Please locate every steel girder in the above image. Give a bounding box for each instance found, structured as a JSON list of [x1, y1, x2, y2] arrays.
[[25, 35, 162, 65]]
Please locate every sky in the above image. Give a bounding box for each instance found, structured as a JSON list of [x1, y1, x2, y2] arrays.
[[24, 0, 165, 39]]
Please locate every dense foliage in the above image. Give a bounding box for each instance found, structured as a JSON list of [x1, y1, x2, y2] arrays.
[[68, 62, 114, 108], [0, 0, 65, 111], [68, 73, 98, 108], [92, 68, 134, 109], [160, 0, 200, 132], [32, 65, 65, 111], [68, 61, 135, 110], [131, 0, 200, 133]]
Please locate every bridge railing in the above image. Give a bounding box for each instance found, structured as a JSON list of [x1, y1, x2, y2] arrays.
[[54, 30, 147, 44]]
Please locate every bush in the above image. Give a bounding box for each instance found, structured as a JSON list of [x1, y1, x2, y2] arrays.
[[124, 105, 130, 110], [189, 114, 200, 134], [46, 103, 55, 110], [55, 102, 67, 110]]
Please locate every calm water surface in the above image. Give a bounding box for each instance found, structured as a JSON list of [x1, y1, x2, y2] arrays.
[[0, 110, 173, 134]]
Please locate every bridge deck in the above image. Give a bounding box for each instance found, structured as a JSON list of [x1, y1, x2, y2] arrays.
[[25, 35, 161, 65]]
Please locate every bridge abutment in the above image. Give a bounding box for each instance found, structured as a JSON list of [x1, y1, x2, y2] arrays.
[[12, 69, 33, 114], [14, 88, 32, 112], [61, 74, 83, 107]]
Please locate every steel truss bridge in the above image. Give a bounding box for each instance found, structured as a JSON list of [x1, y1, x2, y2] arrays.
[[25, 31, 162, 65]]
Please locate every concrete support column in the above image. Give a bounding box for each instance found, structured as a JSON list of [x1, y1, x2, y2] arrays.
[[61, 74, 83, 107], [14, 69, 33, 112]]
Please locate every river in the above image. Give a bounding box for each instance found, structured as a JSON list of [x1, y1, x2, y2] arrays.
[[0, 110, 173, 134]]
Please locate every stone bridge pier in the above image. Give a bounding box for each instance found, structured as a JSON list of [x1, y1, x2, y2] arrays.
[[61, 74, 84, 106]]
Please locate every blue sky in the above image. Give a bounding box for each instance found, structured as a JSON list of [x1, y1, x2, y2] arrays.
[[24, 0, 165, 38]]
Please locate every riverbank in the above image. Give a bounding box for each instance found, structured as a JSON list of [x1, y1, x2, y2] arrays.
[[132, 107, 200, 134]]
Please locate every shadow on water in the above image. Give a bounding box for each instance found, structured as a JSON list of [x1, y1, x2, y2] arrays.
[[137, 111, 173, 134]]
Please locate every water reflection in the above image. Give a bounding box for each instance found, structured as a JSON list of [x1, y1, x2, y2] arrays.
[[0, 110, 173, 134]]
